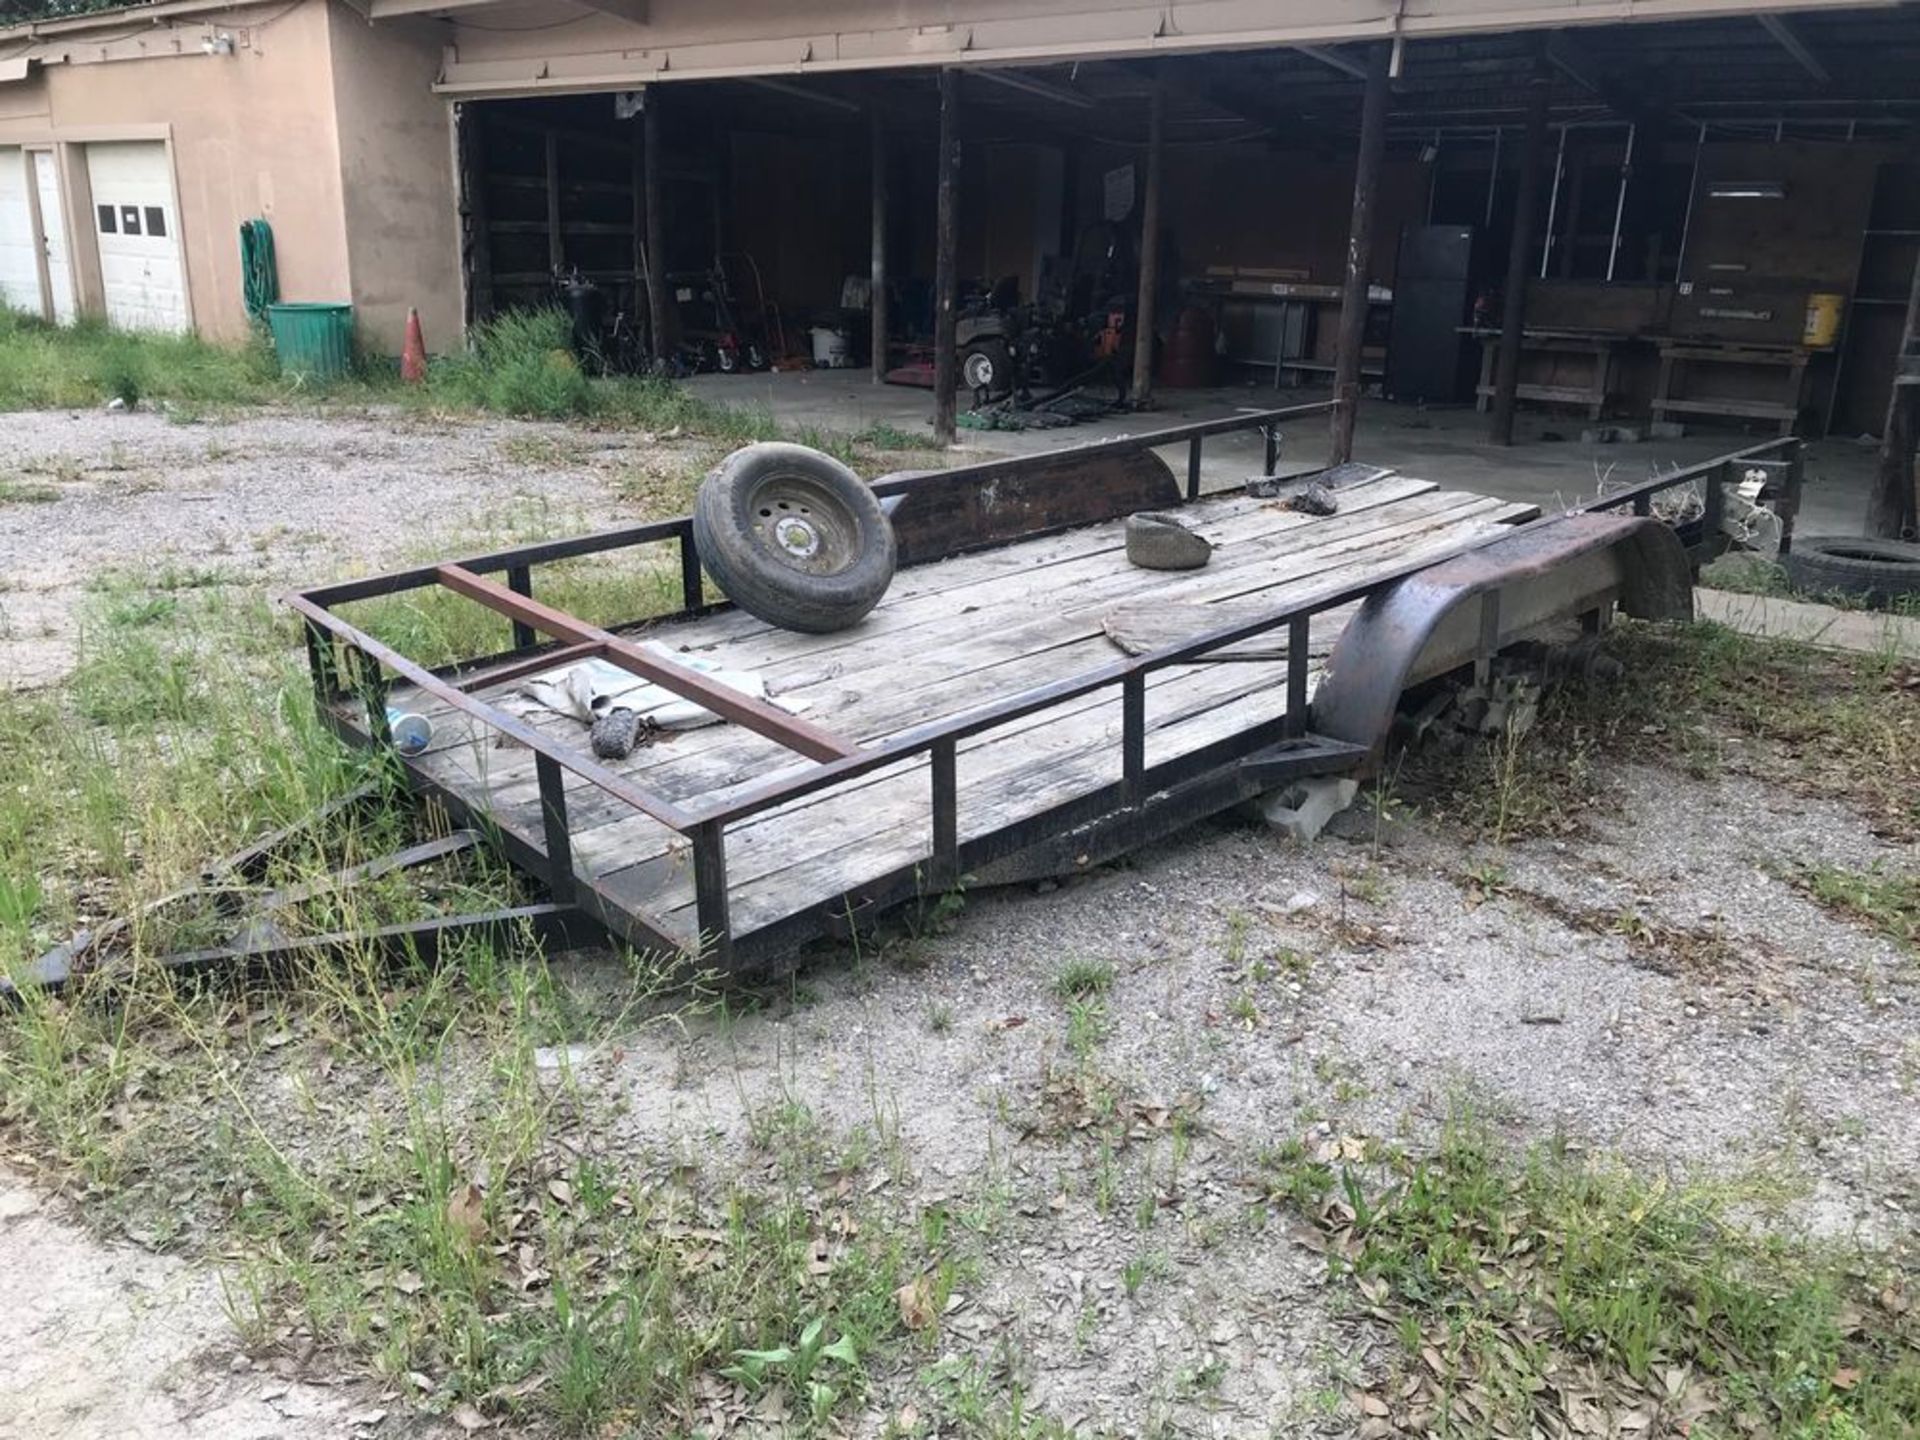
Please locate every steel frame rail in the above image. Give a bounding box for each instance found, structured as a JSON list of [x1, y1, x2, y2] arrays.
[[290, 411, 1800, 970]]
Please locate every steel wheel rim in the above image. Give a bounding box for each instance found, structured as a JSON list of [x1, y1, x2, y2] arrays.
[[747, 474, 861, 576]]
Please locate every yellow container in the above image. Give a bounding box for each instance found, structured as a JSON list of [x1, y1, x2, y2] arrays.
[[1803, 292, 1844, 349]]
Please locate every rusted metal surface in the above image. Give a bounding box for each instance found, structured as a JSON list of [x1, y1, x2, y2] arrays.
[[434, 562, 858, 761], [876, 447, 1181, 565], [1313, 511, 1690, 767], [11, 809, 598, 1003], [7, 906, 592, 1003]]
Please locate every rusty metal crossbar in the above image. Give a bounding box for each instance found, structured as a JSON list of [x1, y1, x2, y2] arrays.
[[290, 410, 1799, 969]]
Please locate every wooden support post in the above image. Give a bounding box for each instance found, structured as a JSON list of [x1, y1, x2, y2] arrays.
[[544, 128, 563, 272], [1129, 73, 1166, 408], [455, 103, 493, 331], [1327, 43, 1390, 467], [642, 88, 672, 365], [1867, 251, 1920, 539], [933, 67, 961, 446], [870, 108, 889, 384], [1490, 78, 1551, 446], [641, 127, 656, 318]]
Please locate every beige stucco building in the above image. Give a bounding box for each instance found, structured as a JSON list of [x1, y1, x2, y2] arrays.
[[0, 0, 454, 352]]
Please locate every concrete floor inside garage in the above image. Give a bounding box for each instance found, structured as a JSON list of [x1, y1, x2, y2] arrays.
[[684, 370, 1879, 538]]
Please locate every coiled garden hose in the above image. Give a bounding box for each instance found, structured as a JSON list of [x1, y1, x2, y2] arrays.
[[239, 218, 278, 326]]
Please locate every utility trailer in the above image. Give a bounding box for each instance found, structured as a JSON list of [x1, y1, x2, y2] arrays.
[[13, 406, 1805, 998], [271, 404, 1805, 974]]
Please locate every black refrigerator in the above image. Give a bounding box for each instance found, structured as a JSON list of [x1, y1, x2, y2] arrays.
[[1386, 225, 1480, 405]]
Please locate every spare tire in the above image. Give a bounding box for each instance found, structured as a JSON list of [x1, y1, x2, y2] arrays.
[[692, 443, 898, 633], [1781, 535, 1920, 610]]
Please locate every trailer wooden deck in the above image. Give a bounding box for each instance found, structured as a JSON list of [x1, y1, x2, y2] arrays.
[[347, 467, 1536, 955]]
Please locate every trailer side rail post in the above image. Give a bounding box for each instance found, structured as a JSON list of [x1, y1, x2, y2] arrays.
[[303, 619, 340, 706], [1121, 672, 1147, 803], [534, 752, 577, 908], [930, 739, 959, 889], [506, 564, 538, 650], [1779, 440, 1805, 557], [679, 521, 704, 610], [350, 646, 392, 748], [1286, 616, 1310, 734], [691, 820, 732, 969]]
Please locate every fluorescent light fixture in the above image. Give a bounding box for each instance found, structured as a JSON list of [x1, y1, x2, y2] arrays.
[[1707, 180, 1786, 199]]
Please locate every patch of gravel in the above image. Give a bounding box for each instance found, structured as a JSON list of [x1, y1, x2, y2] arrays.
[[521, 755, 1913, 1429], [0, 407, 685, 690]]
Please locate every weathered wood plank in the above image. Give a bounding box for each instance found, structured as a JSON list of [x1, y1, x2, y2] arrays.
[[368, 480, 1541, 951], [424, 491, 1524, 840], [399, 480, 1483, 773]]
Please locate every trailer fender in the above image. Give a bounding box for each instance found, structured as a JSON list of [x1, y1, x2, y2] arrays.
[[1312, 512, 1691, 769]]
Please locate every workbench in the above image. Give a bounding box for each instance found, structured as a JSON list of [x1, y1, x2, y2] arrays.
[[1466, 327, 1629, 421], [1650, 338, 1812, 437]]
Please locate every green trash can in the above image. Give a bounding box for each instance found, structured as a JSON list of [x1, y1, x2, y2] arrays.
[[267, 302, 354, 382]]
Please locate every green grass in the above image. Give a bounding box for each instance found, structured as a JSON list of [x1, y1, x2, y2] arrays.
[[1701, 551, 1920, 618], [1799, 862, 1920, 952], [1403, 620, 1920, 843], [0, 305, 937, 463], [0, 476, 59, 503], [216, 999, 957, 1435], [0, 558, 985, 1435], [1269, 1115, 1920, 1439], [0, 581, 367, 972], [0, 307, 286, 411], [1051, 958, 1114, 1002]]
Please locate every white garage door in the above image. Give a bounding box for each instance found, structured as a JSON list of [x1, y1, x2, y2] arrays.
[[34, 151, 76, 324], [0, 147, 42, 316], [85, 141, 188, 333]]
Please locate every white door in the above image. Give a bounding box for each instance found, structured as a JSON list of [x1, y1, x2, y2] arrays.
[[31, 151, 74, 324], [85, 141, 187, 333], [0, 148, 41, 315]]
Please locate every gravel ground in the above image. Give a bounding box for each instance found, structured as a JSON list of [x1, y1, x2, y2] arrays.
[[2, 406, 1914, 1436], [539, 758, 1912, 1433], [0, 406, 691, 691]]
